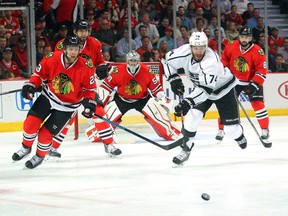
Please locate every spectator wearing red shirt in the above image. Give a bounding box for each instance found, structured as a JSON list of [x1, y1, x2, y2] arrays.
[[268, 27, 284, 55], [136, 36, 152, 61], [0, 47, 21, 79], [0, 10, 20, 35], [12, 36, 28, 77], [226, 5, 243, 30]]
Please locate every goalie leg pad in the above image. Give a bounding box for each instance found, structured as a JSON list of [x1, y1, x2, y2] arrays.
[[142, 98, 180, 140]]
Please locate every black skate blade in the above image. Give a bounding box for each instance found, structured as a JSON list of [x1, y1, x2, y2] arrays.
[[261, 139, 272, 148], [45, 154, 61, 162]]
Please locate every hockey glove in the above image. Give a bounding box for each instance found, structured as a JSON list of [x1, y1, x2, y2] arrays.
[[174, 98, 195, 117], [81, 98, 97, 118], [243, 82, 259, 96], [169, 74, 184, 96], [22, 82, 36, 100], [95, 93, 103, 106], [96, 64, 109, 80]]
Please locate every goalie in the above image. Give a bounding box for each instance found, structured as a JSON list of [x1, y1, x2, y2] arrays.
[[86, 51, 180, 142]]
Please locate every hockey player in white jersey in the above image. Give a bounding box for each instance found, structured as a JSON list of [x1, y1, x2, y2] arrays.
[[162, 32, 247, 165]]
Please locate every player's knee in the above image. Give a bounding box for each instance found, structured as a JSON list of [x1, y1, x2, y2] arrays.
[[224, 124, 243, 139], [23, 115, 42, 134], [38, 126, 53, 144]]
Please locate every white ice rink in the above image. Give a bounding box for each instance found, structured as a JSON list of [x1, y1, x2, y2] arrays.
[[0, 116, 287, 216]]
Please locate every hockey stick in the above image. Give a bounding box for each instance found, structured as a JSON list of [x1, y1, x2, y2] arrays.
[[93, 113, 182, 150], [237, 98, 272, 148], [0, 88, 22, 96]]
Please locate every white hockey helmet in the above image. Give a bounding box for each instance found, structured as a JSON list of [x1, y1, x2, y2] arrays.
[[189, 31, 208, 49], [126, 51, 140, 74]]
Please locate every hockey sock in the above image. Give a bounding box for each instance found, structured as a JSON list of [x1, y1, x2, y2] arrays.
[[218, 118, 224, 130], [36, 126, 53, 157], [250, 101, 269, 129], [22, 115, 43, 148]]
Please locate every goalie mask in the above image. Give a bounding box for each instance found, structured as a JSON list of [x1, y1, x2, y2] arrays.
[[189, 32, 208, 61], [126, 51, 140, 74]]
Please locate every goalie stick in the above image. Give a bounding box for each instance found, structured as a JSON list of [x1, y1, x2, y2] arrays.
[[237, 98, 272, 148], [0, 88, 22, 96], [93, 113, 182, 151]]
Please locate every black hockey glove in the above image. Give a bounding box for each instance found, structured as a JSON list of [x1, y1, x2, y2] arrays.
[[243, 82, 259, 96], [22, 82, 36, 100], [81, 98, 97, 118], [96, 64, 109, 80], [174, 98, 195, 117], [168, 74, 184, 96]]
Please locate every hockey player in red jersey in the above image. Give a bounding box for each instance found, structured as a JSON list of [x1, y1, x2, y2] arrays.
[[12, 36, 97, 169], [215, 26, 271, 147], [50, 20, 122, 158], [87, 51, 180, 142]]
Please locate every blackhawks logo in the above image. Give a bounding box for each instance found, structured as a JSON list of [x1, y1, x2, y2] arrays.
[[125, 80, 142, 95], [56, 42, 64, 50], [110, 66, 119, 74], [85, 60, 93, 68], [234, 56, 249, 72], [52, 73, 74, 94], [258, 49, 264, 56]]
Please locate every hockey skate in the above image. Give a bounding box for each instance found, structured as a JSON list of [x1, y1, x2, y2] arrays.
[[172, 140, 194, 166], [25, 154, 44, 169], [260, 128, 272, 148], [12, 145, 31, 162], [215, 129, 225, 143], [46, 147, 61, 161], [104, 143, 122, 158], [235, 134, 247, 149]]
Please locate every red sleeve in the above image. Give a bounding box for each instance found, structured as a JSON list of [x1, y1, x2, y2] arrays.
[[251, 47, 267, 86], [221, 44, 231, 67]]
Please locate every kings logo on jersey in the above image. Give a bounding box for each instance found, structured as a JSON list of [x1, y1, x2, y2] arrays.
[[125, 80, 142, 95], [234, 56, 249, 73]]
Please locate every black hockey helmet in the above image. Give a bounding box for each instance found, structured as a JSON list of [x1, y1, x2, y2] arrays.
[[63, 36, 80, 47], [239, 26, 252, 36], [74, 19, 90, 31]]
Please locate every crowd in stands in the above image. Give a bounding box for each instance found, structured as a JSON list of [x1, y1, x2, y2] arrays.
[[0, 0, 287, 80]]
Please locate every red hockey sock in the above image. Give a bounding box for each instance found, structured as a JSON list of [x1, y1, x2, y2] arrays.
[[251, 101, 269, 129], [22, 115, 43, 148]]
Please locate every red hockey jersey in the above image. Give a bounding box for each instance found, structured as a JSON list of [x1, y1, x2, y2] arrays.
[[29, 52, 96, 111], [55, 36, 106, 68], [101, 63, 163, 102], [221, 40, 267, 86]]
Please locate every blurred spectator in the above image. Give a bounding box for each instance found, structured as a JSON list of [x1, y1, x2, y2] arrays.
[[177, 6, 194, 31], [247, 8, 261, 29], [226, 5, 243, 30], [203, 0, 213, 21], [0, 10, 20, 35], [35, 18, 53, 43], [158, 40, 170, 57], [105, 0, 120, 25], [120, 0, 139, 20], [192, 17, 205, 33], [86, 8, 98, 33], [157, 26, 174, 51], [93, 19, 117, 56], [208, 16, 226, 39], [116, 29, 136, 62], [116, 17, 136, 41], [208, 28, 228, 53], [252, 17, 271, 44], [159, 1, 174, 23], [142, 50, 153, 62], [93, 9, 113, 32], [50, 0, 82, 34], [118, 8, 139, 30], [157, 17, 170, 38], [102, 51, 111, 61], [191, 7, 208, 28], [193, 0, 205, 8], [268, 27, 284, 55], [52, 24, 68, 47], [176, 0, 189, 9], [174, 16, 183, 40], [151, 47, 161, 61], [136, 36, 152, 61], [84, 0, 101, 19], [0, 47, 21, 78], [226, 21, 239, 41], [277, 37, 288, 64], [211, 0, 231, 14], [185, 1, 196, 19], [0, 63, 7, 79], [139, 1, 158, 24], [0, 36, 7, 60], [135, 13, 160, 46], [241, 2, 254, 26], [177, 25, 190, 47], [12, 35, 28, 77], [270, 53, 288, 72], [36, 36, 47, 64], [43, 45, 53, 57], [0, 24, 10, 39], [135, 25, 152, 49], [232, 0, 250, 14], [258, 35, 275, 68], [203, 27, 211, 40]]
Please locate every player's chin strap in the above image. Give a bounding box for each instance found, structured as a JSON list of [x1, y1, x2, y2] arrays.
[[93, 113, 182, 151]]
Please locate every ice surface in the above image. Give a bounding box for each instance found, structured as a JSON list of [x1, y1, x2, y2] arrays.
[[0, 116, 287, 216]]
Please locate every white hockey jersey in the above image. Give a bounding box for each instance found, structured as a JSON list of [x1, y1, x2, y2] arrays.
[[162, 45, 237, 105]]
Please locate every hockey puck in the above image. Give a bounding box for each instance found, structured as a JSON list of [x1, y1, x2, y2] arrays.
[[201, 193, 210, 201]]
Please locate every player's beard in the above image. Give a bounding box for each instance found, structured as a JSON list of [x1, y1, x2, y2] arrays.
[[240, 40, 251, 50], [78, 36, 87, 44]]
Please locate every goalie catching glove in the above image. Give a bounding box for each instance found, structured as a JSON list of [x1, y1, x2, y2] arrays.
[[174, 98, 195, 116], [81, 98, 97, 118], [168, 74, 185, 96], [22, 82, 36, 100], [243, 82, 259, 96], [96, 64, 109, 80]]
